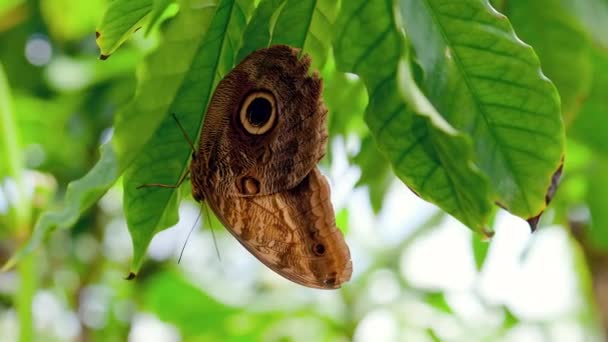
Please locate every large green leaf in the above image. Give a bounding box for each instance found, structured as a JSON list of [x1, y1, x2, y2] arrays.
[[236, 0, 286, 62], [499, 0, 592, 123], [399, 0, 565, 221], [238, 0, 338, 68], [96, 0, 154, 58], [123, 0, 253, 274], [270, 0, 338, 69], [2, 0, 218, 271], [334, 0, 494, 232]]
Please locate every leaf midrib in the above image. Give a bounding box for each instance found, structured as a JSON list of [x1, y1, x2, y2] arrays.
[[418, 0, 533, 212], [137, 0, 239, 233], [369, 4, 474, 226], [299, 0, 317, 52]]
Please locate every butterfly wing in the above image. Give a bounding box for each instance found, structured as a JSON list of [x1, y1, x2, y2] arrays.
[[191, 45, 328, 198], [205, 168, 352, 289], [191, 45, 352, 288]]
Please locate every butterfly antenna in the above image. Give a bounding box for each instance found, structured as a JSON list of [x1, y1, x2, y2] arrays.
[[204, 203, 222, 261], [178, 209, 202, 264], [171, 113, 197, 154]]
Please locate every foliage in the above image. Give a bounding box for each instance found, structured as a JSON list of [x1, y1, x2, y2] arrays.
[[0, 0, 606, 341], [5, 0, 567, 272]]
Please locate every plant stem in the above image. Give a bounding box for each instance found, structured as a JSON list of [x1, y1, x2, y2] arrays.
[[16, 251, 36, 342], [0, 63, 30, 232], [0, 62, 35, 342]]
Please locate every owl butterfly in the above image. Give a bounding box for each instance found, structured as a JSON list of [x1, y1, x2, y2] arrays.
[[187, 45, 352, 289]]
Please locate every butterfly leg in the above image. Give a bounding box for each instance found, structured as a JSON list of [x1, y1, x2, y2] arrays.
[[136, 170, 190, 189], [171, 113, 197, 155]]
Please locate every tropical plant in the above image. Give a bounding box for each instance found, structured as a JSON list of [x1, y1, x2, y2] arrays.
[[0, 0, 606, 341]]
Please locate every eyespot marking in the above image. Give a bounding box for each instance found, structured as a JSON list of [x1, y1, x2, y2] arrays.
[[323, 272, 338, 286], [313, 243, 326, 256], [239, 91, 276, 135], [240, 177, 260, 195]]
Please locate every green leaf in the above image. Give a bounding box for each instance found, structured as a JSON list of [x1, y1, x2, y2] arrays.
[[423, 291, 453, 314], [145, 0, 176, 35], [499, 0, 592, 123], [0, 0, 24, 16], [502, 306, 520, 330], [141, 271, 236, 336], [270, 0, 339, 69], [570, 47, 608, 157], [352, 135, 392, 213], [2, 0, 218, 271], [142, 271, 276, 339], [13, 95, 88, 177], [399, 0, 565, 220], [471, 231, 491, 271], [586, 159, 608, 252], [324, 56, 368, 138], [237, 0, 286, 62], [41, 0, 106, 41], [426, 328, 442, 342], [96, 0, 154, 58], [238, 0, 339, 67], [123, 0, 253, 274], [334, 0, 494, 232], [3, 144, 119, 272]]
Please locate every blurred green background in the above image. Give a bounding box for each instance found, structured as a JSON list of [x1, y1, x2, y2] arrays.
[[1, 0, 608, 341]]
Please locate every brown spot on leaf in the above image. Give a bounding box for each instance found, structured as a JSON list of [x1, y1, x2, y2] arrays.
[[527, 213, 542, 232], [526, 157, 564, 232], [100, 54, 110, 60], [482, 228, 495, 240], [125, 272, 136, 280], [406, 185, 421, 198], [95, 31, 100, 38], [495, 201, 508, 210], [545, 159, 564, 205]]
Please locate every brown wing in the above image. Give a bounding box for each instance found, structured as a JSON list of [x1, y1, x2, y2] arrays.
[[204, 168, 352, 289], [192, 45, 328, 197]]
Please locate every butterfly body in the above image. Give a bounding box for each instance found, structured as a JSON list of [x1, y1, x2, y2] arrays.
[[190, 45, 352, 289]]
